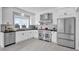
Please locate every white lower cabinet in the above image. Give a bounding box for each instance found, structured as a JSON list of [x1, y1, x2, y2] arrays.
[[25, 31, 32, 39], [16, 31, 26, 43], [16, 31, 56, 43], [25, 31, 29, 39], [52, 32, 57, 43], [16, 30, 38, 43], [33, 30, 38, 39]]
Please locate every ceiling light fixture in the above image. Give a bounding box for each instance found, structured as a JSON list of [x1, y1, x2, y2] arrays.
[[21, 13, 24, 16]]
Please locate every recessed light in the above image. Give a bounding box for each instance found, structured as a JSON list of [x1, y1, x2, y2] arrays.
[[21, 13, 24, 16]]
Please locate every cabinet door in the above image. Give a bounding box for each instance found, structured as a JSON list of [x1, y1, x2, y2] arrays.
[[16, 32, 24, 43], [28, 31, 31, 39], [33, 30, 38, 38], [31, 30, 34, 38], [25, 31, 30, 39], [64, 18, 75, 34], [52, 32, 57, 43], [25, 31, 28, 39], [16, 32, 19, 43], [21, 31, 26, 41], [16, 32, 20, 43], [57, 19, 64, 32]]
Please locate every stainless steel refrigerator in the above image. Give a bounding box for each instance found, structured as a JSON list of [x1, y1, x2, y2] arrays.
[[57, 17, 75, 48]]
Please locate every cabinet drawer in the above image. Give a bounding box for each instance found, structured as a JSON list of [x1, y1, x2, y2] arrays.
[[57, 38, 75, 48], [58, 33, 74, 40]]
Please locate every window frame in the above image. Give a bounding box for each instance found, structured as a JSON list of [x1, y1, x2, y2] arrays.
[[13, 12, 30, 29]]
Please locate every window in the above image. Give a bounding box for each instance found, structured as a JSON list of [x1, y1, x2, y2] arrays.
[[14, 15, 30, 29]]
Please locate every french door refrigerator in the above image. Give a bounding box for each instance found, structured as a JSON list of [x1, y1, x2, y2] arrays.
[[57, 17, 75, 48]]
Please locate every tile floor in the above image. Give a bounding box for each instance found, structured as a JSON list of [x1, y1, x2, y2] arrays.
[[0, 39, 75, 51]]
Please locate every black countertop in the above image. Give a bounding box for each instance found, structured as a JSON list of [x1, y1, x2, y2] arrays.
[[38, 29, 57, 31], [1, 29, 57, 33], [2, 31, 16, 33], [16, 29, 38, 31]]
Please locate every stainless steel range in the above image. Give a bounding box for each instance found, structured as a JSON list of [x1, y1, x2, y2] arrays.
[[38, 30, 52, 42], [38, 30, 44, 40], [44, 30, 52, 42]]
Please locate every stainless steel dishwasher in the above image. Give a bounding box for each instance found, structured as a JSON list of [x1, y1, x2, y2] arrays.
[[4, 32, 15, 47]]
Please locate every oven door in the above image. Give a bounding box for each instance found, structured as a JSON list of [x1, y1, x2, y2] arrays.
[[38, 30, 44, 40], [44, 31, 52, 42]]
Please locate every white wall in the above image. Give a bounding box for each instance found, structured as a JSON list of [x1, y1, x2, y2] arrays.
[[0, 7, 2, 31], [75, 8, 79, 50], [0, 7, 3, 47], [2, 7, 36, 25], [35, 7, 76, 25], [54, 8, 76, 24], [0, 7, 2, 24], [34, 13, 40, 25]]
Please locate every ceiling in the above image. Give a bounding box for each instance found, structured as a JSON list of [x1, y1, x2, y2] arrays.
[[19, 7, 56, 14], [19, 7, 77, 14]]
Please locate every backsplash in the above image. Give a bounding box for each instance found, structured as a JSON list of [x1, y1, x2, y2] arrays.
[[38, 24, 57, 30]]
